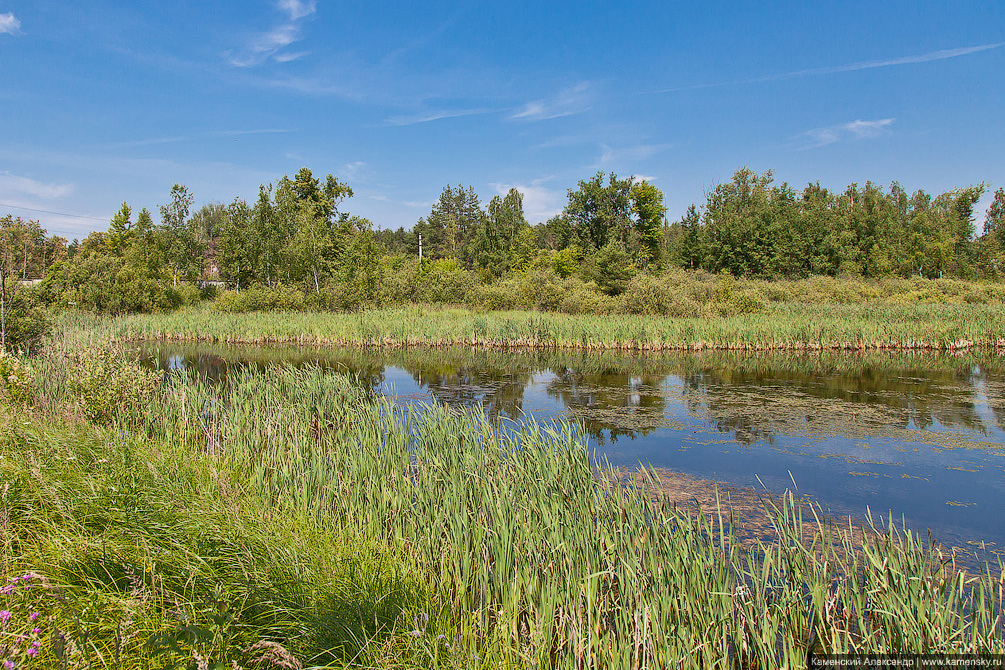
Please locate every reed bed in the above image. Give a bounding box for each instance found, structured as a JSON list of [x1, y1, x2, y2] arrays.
[[6, 349, 1005, 667], [151, 363, 1005, 665], [57, 302, 1005, 354]]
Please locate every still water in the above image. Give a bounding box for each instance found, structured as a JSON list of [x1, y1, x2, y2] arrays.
[[139, 342, 1005, 555]]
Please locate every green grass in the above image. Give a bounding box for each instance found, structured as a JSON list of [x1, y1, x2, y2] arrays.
[[3, 347, 1004, 667], [55, 301, 1005, 352]]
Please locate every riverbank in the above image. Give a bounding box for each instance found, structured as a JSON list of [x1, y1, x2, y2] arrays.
[[57, 301, 1005, 352], [2, 347, 1002, 666]]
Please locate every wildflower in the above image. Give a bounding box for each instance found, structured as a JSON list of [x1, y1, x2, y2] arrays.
[[31, 628, 41, 635], [26, 647, 38, 657], [409, 630, 422, 637], [28, 613, 38, 622], [3, 660, 14, 669], [0, 610, 11, 622]]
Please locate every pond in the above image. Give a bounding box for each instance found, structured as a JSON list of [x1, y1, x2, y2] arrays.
[[138, 342, 1005, 558]]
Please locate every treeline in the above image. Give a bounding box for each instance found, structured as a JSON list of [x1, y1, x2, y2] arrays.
[[3, 167, 1004, 323]]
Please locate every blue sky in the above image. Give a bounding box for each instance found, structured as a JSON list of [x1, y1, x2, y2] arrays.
[[1, 0, 1003, 240]]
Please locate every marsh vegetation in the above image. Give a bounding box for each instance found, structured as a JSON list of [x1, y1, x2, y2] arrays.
[[3, 346, 1004, 667]]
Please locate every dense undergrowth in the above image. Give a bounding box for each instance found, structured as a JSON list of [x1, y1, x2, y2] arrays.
[[2, 346, 1004, 668], [208, 267, 1005, 318]]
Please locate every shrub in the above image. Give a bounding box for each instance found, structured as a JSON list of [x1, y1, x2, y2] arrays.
[[65, 347, 159, 424], [618, 274, 700, 317], [275, 284, 308, 311], [414, 259, 478, 304], [2, 281, 51, 353], [0, 351, 33, 405], [212, 286, 278, 313]]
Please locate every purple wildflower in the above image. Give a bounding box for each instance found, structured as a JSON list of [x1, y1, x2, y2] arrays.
[[26, 646, 38, 656], [3, 660, 13, 669], [31, 628, 41, 635], [0, 610, 11, 622], [28, 612, 38, 622]]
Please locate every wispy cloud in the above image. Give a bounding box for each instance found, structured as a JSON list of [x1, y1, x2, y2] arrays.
[[226, 0, 316, 67], [106, 128, 293, 148], [0, 172, 74, 199], [511, 83, 592, 121], [0, 10, 20, 35], [491, 179, 565, 223], [801, 118, 895, 148], [278, 0, 316, 21], [648, 43, 1004, 94], [383, 108, 495, 127], [597, 142, 672, 167]]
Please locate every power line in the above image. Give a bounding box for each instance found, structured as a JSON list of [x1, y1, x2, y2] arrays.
[[0, 202, 110, 222]]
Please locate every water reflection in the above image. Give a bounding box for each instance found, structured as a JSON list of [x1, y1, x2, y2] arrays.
[[137, 343, 1005, 551]]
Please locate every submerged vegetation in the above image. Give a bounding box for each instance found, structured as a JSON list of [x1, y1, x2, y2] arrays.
[[3, 346, 1003, 667]]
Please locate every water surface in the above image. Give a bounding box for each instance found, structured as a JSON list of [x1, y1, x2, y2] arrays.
[[139, 342, 1005, 556]]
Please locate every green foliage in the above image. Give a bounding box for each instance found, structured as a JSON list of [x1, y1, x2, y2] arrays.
[[56, 254, 178, 314], [65, 347, 159, 424], [618, 274, 702, 317], [414, 258, 477, 303], [0, 351, 33, 405], [583, 240, 637, 295], [564, 172, 666, 265], [552, 244, 582, 278], [212, 286, 279, 313], [1, 281, 51, 352]]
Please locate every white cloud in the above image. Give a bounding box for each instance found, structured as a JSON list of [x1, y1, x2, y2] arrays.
[[0, 11, 20, 35], [649, 43, 1004, 94], [383, 108, 494, 127], [510, 83, 591, 121], [278, 0, 316, 21], [599, 143, 671, 164], [274, 51, 308, 63], [802, 118, 895, 148], [491, 179, 565, 223], [226, 2, 316, 67], [0, 172, 74, 199]]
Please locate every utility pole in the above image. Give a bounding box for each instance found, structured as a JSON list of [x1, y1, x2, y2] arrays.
[[418, 233, 423, 261]]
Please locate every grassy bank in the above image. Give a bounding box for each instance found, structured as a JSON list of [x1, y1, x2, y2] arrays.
[[3, 347, 1004, 667], [58, 301, 1005, 352]]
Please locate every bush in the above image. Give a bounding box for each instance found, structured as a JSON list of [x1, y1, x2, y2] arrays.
[[618, 274, 700, 317], [0, 351, 33, 405], [213, 286, 278, 313], [2, 281, 51, 353], [557, 280, 616, 315], [65, 347, 159, 425], [414, 259, 478, 304], [470, 282, 518, 311], [276, 284, 308, 311]]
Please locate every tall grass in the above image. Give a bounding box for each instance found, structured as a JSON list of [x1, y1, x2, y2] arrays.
[[56, 301, 1005, 353], [151, 362, 1005, 664], [6, 348, 1005, 666]]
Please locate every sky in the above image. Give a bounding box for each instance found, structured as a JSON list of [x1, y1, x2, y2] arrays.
[[1, 0, 1003, 240]]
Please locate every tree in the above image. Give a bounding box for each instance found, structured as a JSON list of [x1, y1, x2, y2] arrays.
[[106, 202, 134, 257], [217, 199, 255, 290], [158, 184, 203, 284], [702, 168, 782, 277], [274, 168, 355, 293], [415, 185, 486, 262], [563, 172, 665, 266], [471, 188, 529, 276]]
